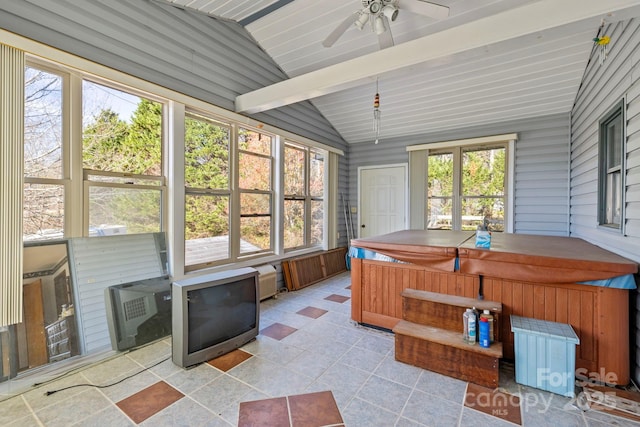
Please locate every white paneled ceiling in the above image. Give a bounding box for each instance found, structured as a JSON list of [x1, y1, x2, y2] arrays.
[[165, 0, 278, 22], [162, 0, 640, 144]]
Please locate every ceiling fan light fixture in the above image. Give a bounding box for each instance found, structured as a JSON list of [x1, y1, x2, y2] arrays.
[[368, 0, 383, 15], [354, 11, 370, 30], [374, 15, 386, 35], [382, 4, 399, 22]]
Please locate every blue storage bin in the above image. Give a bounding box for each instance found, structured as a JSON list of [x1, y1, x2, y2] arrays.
[[510, 315, 580, 397]]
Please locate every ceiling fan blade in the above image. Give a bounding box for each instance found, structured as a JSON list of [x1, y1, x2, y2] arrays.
[[322, 12, 360, 48], [378, 26, 394, 49], [401, 0, 449, 20]]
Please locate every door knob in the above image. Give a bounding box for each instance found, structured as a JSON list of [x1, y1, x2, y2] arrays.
[[361, 224, 365, 228]]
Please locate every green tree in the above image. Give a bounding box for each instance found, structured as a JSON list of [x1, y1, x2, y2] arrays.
[[83, 99, 163, 233], [83, 108, 128, 170], [184, 116, 230, 240]]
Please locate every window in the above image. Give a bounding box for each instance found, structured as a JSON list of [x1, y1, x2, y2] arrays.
[[427, 145, 506, 231], [598, 100, 625, 230], [82, 81, 164, 236], [238, 128, 274, 255], [184, 113, 231, 268], [24, 65, 66, 241], [284, 142, 325, 250], [21, 50, 338, 278]]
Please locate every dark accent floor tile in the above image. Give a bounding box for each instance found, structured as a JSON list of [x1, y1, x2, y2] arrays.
[[297, 306, 328, 319], [325, 294, 350, 303], [116, 381, 184, 424], [289, 390, 344, 427], [464, 383, 521, 425], [261, 322, 297, 340], [208, 349, 253, 372], [584, 385, 640, 423], [238, 396, 289, 427]]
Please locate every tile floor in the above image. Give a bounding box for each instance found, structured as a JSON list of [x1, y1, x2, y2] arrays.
[[1, 271, 640, 426]]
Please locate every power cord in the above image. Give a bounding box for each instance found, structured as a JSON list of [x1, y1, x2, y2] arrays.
[[44, 356, 170, 396]]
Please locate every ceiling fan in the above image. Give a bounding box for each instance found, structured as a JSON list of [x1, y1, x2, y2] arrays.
[[323, 0, 449, 49]]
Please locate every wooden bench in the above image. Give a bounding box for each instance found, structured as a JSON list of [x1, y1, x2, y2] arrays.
[[393, 289, 503, 388]]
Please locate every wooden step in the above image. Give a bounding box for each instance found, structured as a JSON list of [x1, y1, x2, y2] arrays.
[[394, 320, 502, 388], [401, 289, 502, 341]]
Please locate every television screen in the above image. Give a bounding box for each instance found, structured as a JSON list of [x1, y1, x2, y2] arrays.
[[172, 267, 259, 368], [187, 276, 257, 354], [105, 276, 172, 351]]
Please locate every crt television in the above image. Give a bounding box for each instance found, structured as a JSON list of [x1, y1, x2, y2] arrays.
[[172, 267, 259, 368], [104, 276, 172, 351]]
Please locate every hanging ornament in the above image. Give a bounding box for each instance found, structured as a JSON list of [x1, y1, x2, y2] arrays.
[[373, 79, 381, 144], [593, 35, 610, 65], [593, 20, 610, 65]]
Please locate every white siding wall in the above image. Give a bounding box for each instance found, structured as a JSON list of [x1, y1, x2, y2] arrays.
[[570, 18, 640, 386], [514, 115, 571, 235], [349, 113, 571, 236], [68, 234, 164, 353], [571, 19, 640, 259]]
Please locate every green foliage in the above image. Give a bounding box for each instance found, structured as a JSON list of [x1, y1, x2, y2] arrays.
[[185, 195, 229, 240], [183, 116, 232, 244], [83, 99, 162, 175], [83, 99, 162, 232], [428, 147, 506, 230], [83, 103, 321, 256], [428, 153, 453, 197], [184, 116, 229, 189]]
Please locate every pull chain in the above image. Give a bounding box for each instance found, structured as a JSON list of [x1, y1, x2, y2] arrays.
[[373, 79, 381, 144]]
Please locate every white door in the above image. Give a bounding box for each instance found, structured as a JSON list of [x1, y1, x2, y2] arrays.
[[359, 165, 407, 238]]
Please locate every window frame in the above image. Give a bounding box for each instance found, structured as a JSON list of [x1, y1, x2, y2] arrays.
[[427, 143, 507, 231], [23, 61, 70, 241], [20, 44, 342, 278], [237, 126, 275, 257], [407, 133, 515, 233], [183, 112, 232, 271], [283, 141, 326, 251], [598, 99, 626, 232], [80, 78, 167, 237], [83, 169, 166, 236]]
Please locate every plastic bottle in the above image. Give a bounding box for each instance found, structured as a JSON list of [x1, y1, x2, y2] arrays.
[[466, 308, 476, 345], [471, 307, 479, 342], [463, 308, 473, 344], [479, 316, 490, 348], [482, 309, 494, 343]]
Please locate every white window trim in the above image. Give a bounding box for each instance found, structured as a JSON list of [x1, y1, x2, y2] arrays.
[[282, 141, 327, 252], [407, 133, 517, 233], [407, 133, 517, 152], [10, 29, 343, 279]]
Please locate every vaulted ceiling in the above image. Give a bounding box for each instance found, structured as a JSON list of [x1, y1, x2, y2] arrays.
[[162, 0, 640, 144]]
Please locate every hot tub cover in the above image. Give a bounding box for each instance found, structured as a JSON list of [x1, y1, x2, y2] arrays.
[[458, 233, 638, 284], [350, 230, 473, 271]]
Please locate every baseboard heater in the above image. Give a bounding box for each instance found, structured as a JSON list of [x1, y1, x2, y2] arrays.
[[255, 264, 277, 300], [282, 247, 347, 291]]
